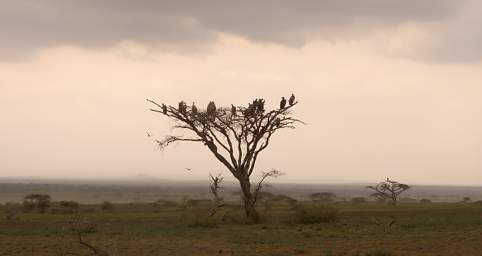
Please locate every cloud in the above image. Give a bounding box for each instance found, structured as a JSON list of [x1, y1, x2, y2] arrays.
[[383, 0, 482, 63], [0, 0, 463, 60], [418, 0, 482, 63]]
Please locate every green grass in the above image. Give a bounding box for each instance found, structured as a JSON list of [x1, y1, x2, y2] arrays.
[[1, 201, 482, 255]]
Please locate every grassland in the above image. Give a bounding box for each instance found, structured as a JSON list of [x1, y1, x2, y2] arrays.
[[1, 200, 482, 256]]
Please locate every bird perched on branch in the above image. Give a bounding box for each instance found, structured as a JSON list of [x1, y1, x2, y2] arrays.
[[245, 102, 255, 117], [280, 97, 287, 109], [231, 104, 236, 116], [178, 101, 187, 113], [257, 99, 265, 112], [162, 104, 167, 114], [191, 102, 198, 115], [289, 93, 295, 105], [207, 101, 216, 116]]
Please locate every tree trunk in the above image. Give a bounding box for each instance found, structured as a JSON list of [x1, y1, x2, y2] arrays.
[[391, 194, 397, 206], [238, 176, 261, 223]]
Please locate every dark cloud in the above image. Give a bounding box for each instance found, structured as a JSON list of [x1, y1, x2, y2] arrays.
[[0, 0, 464, 60], [416, 0, 482, 63]]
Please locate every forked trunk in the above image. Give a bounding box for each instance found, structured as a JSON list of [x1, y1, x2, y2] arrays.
[[238, 176, 261, 223]]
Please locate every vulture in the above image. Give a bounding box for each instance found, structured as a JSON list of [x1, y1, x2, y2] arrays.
[[207, 101, 216, 115], [257, 99, 265, 112], [231, 104, 236, 116], [207, 102, 212, 114], [289, 93, 295, 105], [162, 104, 167, 114], [246, 103, 255, 116], [178, 101, 187, 113], [191, 103, 198, 115], [280, 97, 287, 109]]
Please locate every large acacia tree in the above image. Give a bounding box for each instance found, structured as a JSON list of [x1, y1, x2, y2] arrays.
[[147, 96, 301, 222]]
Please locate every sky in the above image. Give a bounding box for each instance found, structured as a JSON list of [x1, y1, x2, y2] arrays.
[[1, 0, 482, 185]]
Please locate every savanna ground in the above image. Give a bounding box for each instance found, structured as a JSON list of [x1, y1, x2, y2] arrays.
[[1, 200, 482, 256]]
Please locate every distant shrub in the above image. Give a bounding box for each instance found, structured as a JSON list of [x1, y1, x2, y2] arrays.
[[463, 197, 471, 203], [351, 197, 367, 204], [309, 192, 336, 202], [59, 201, 80, 213], [294, 205, 339, 224], [420, 198, 432, 204], [22, 194, 51, 213], [101, 201, 114, 211]]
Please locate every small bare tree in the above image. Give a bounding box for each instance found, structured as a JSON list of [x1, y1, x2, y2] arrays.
[[147, 96, 301, 222], [366, 178, 411, 205], [209, 173, 225, 216], [63, 214, 109, 256]]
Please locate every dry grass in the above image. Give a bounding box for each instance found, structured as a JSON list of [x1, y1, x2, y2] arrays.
[[1, 201, 482, 255]]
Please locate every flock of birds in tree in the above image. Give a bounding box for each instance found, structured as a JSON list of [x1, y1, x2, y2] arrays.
[[280, 93, 296, 109], [159, 94, 296, 116]]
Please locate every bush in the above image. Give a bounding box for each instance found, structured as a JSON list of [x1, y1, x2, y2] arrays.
[[59, 201, 80, 213], [420, 198, 432, 204], [101, 201, 114, 211], [294, 204, 339, 224]]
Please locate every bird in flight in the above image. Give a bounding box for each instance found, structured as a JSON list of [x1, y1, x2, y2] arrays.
[[185, 168, 192, 171]]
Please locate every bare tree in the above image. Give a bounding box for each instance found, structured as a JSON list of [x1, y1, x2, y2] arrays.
[[250, 169, 283, 208], [147, 97, 302, 222], [366, 178, 411, 205], [209, 173, 225, 216], [63, 214, 109, 256]]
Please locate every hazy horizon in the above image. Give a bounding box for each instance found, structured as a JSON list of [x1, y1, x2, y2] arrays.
[[1, 173, 482, 187], [2, 1, 482, 186]]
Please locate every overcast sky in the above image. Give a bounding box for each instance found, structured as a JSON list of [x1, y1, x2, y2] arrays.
[[1, 0, 481, 185]]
